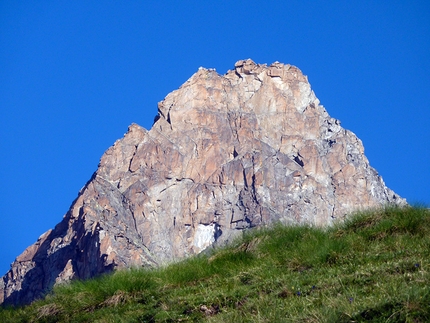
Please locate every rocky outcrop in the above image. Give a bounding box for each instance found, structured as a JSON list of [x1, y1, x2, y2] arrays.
[[0, 59, 405, 306]]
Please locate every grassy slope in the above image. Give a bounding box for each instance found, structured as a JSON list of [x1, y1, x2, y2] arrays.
[[1, 206, 429, 322]]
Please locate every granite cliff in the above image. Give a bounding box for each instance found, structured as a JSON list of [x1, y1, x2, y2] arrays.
[[0, 59, 405, 306]]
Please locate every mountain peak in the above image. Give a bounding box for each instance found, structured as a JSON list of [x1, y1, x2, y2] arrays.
[[1, 60, 405, 306]]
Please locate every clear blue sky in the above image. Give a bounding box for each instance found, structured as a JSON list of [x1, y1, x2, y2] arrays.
[[1, 1, 429, 275]]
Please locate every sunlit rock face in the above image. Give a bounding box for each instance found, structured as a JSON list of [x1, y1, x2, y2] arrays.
[[0, 59, 405, 306]]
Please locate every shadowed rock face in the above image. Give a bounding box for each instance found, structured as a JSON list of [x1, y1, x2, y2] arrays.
[[0, 59, 405, 306]]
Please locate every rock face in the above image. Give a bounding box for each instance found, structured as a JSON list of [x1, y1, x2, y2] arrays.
[[0, 59, 405, 306]]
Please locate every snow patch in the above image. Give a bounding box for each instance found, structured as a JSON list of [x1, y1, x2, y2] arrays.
[[193, 223, 215, 253]]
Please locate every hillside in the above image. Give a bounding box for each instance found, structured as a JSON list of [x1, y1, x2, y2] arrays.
[[1, 205, 429, 322]]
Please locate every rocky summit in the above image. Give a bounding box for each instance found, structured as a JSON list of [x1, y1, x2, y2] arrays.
[[0, 59, 405, 306]]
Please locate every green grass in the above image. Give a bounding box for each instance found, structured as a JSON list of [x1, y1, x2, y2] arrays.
[[1, 205, 429, 322]]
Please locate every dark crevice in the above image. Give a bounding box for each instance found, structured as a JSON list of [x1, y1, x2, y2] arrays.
[[293, 155, 304, 167], [242, 168, 248, 187], [233, 148, 238, 158]]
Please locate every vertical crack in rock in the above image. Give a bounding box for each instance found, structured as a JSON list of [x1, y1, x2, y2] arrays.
[[0, 59, 406, 306]]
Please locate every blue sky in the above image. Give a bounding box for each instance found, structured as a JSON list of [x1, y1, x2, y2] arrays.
[[1, 1, 429, 275]]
